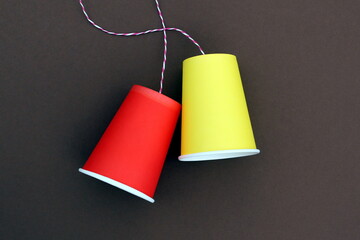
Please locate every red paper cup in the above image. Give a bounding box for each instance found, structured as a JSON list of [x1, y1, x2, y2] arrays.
[[79, 85, 181, 203]]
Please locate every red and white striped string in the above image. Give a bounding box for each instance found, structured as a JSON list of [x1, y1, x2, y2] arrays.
[[79, 0, 205, 93], [154, 0, 167, 93]]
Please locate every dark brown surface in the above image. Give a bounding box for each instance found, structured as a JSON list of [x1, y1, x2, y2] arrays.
[[1, 1, 360, 239]]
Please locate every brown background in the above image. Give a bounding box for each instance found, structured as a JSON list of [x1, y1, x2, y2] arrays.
[[1, 0, 359, 239]]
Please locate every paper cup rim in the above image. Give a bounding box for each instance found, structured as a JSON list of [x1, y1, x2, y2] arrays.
[[183, 53, 236, 63], [79, 168, 155, 203], [178, 149, 260, 161], [132, 85, 181, 109]]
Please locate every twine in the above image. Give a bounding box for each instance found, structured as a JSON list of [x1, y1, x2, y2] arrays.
[[79, 0, 205, 93]]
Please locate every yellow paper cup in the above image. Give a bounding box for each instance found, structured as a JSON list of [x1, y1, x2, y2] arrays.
[[179, 53, 260, 161]]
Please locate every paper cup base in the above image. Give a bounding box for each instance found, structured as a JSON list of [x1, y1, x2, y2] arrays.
[[79, 168, 155, 203], [178, 149, 260, 161]]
